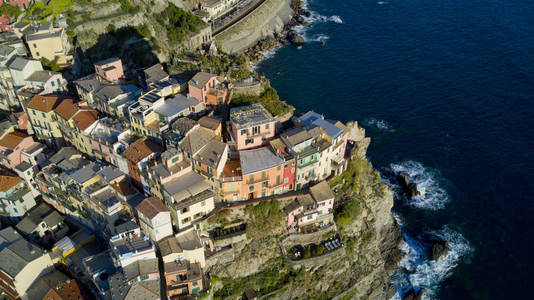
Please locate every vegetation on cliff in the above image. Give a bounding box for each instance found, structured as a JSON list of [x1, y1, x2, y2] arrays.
[[154, 3, 204, 44], [231, 85, 293, 116]]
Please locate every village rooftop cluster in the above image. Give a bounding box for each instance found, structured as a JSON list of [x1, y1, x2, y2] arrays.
[[0, 10, 359, 300]]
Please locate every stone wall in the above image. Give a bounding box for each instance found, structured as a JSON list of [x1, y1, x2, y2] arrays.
[[215, 0, 294, 53]]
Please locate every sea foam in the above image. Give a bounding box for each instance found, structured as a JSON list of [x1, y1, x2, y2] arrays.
[[391, 226, 472, 299], [389, 161, 449, 210], [365, 117, 392, 130]]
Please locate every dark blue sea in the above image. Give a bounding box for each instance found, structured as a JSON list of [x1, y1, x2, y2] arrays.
[[256, 0, 534, 298]]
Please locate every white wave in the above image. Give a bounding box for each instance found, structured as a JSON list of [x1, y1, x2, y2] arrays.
[[377, 1, 389, 4], [297, 46, 303, 50], [389, 161, 448, 210], [328, 15, 343, 24], [365, 117, 392, 130], [310, 34, 329, 43], [391, 227, 472, 299], [250, 44, 283, 71]]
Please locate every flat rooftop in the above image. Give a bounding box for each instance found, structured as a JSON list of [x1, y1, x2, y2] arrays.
[[230, 104, 274, 129]]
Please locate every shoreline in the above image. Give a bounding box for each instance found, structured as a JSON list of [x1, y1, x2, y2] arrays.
[[243, 0, 312, 66]]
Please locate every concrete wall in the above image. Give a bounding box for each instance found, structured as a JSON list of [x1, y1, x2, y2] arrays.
[[215, 0, 294, 53]]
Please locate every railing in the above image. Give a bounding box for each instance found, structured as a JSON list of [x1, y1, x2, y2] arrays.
[[298, 158, 318, 169]]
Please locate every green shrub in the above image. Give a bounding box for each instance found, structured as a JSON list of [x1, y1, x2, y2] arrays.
[[0, 4, 23, 19], [155, 3, 204, 44], [231, 87, 292, 116]]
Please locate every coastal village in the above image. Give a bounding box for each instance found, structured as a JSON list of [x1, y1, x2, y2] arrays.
[[0, 0, 406, 299]]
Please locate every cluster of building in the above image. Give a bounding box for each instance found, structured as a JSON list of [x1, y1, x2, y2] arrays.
[[0, 49, 353, 298]]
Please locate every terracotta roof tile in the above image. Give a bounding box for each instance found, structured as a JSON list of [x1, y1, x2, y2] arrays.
[[72, 110, 98, 131], [123, 138, 163, 164], [0, 131, 29, 150], [111, 180, 137, 196], [54, 98, 79, 121], [27, 94, 63, 112], [0, 174, 21, 192], [136, 196, 168, 219]]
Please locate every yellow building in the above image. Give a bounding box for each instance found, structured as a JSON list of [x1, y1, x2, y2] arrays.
[[25, 23, 72, 66], [26, 94, 66, 146]]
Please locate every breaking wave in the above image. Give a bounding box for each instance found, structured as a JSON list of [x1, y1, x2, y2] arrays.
[[250, 45, 283, 71], [391, 227, 472, 299], [365, 117, 392, 130], [328, 15, 344, 24], [389, 161, 449, 210]]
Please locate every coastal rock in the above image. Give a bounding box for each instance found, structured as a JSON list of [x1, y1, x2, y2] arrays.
[[402, 288, 424, 300], [397, 172, 420, 198], [428, 238, 449, 260], [287, 30, 305, 45]]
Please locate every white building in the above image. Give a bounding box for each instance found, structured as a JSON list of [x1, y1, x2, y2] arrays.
[[136, 196, 173, 242], [161, 171, 215, 230], [0, 227, 55, 299], [109, 223, 157, 267]]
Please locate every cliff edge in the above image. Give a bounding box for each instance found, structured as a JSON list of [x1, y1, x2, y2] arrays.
[[206, 122, 402, 299]]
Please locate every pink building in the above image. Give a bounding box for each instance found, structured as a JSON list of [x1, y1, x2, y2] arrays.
[[0, 131, 34, 170], [94, 57, 124, 82], [25, 70, 67, 94], [239, 147, 285, 199], [188, 72, 227, 105], [230, 104, 276, 150], [0, 0, 30, 32]]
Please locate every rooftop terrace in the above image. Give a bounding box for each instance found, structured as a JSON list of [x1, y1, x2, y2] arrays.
[[230, 104, 274, 129]]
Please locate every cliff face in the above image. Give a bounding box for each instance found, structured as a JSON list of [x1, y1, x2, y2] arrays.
[[215, 0, 294, 53], [208, 122, 402, 300]]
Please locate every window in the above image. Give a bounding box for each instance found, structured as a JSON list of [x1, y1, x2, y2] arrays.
[[241, 129, 247, 135], [201, 201, 206, 207], [36, 52, 39, 56], [182, 217, 191, 224], [307, 215, 312, 220], [181, 207, 189, 213], [249, 175, 253, 183], [32, 110, 35, 115], [253, 126, 259, 135], [171, 157, 180, 163], [42, 112, 45, 118], [19, 198, 24, 203], [140, 275, 149, 281], [51, 81, 55, 87], [33, 43, 36, 48], [193, 281, 198, 286], [57, 78, 61, 86], [277, 165, 281, 171], [262, 171, 266, 179], [265, 123, 270, 129], [262, 181, 268, 188], [276, 175, 280, 184], [249, 185, 254, 192]]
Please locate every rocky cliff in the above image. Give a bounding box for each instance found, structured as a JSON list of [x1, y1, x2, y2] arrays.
[[207, 122, 402, 299], [215, 0, 295, 53]]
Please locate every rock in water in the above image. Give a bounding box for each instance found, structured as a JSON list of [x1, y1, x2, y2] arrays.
[[287, 31, 305, 45], [396, 172, 420, 198], [428, 239, 449, 260], [407, 182, 420, 198], [402, 288, 424, 300]]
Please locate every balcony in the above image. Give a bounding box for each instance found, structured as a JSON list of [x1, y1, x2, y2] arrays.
[[247, 177, 268, 185], [298, 158, 318, 169], [298, 145, 318, 158]]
